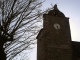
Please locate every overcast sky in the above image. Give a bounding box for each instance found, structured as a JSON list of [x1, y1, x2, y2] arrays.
[[30, 0, 80, 60]]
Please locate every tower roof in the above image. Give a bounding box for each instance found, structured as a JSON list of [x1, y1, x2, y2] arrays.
[[48, 4, 65, 17]]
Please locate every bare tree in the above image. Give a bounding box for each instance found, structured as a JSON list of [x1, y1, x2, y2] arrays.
[[0, 0, 43, 60]]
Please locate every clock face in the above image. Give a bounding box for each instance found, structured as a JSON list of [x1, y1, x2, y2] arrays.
[[53, 23, 60, 29]]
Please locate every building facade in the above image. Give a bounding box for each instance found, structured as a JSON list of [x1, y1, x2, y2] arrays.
[[37, 4, 80, 60]]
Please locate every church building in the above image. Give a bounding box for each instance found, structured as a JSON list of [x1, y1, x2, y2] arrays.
[[37, 4, 80, 60]]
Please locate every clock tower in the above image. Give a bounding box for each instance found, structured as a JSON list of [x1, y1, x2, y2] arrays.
[[37, 4, 72, 60]]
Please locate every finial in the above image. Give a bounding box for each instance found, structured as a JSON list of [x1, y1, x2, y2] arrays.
[[53, 4, 58, 10]]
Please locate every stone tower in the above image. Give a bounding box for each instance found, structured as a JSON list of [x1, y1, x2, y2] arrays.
[[37, 4, 72, 60]]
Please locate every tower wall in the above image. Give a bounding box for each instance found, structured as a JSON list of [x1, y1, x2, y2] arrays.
[[37, 14, 72, 60]]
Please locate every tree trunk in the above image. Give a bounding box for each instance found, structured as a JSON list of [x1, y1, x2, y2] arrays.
[[0, 36, 7, 60], [0, 45, 6, 60]]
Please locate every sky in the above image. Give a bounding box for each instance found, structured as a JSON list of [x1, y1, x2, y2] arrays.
[[30, 0, 80, 60]]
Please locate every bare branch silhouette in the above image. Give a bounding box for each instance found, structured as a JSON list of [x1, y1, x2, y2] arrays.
[[0, 0, 43, 60]]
